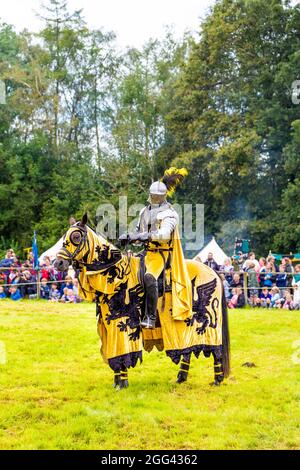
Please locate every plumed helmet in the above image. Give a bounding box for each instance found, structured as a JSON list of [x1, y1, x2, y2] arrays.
[[149, 181, 167, 195]]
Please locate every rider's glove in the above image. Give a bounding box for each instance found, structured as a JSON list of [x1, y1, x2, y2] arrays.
[[118, 233, 130, 247]]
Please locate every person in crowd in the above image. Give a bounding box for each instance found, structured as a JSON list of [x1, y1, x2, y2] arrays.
[[49, 283, 61, 302], [236, 286, 245, 308], [204, 252, 220, 272], [276, 265, 287, 295], [231, 252, 245, 272], [270, 286, 281, 308], [282, 291, 294, 310], [0, 272, 6, 286], [267, 255, 280, 278], [258, 257, 267, 287], [20, 270, 37, 298], [228, 286, 245, 309], [9, 286, 22, 301], [40, 278, 50, 300], [292, 264, 300, 310], [40, 256, 55, 281], [243, 252, 259, 271], [0, 286, 7, 299], [283, 257, 294, 292], [221, 257, 234, 283], [60, 275, 73, 295], [60, 287, 75, 303], [219, 273, 231, 303], [245, 261, 259, 307], [263, 263, 274, 288], [230, 273, 243, 296], [8, 268, 19, 285], [228, 288, 238, 309], [256, 287, 272, 308]]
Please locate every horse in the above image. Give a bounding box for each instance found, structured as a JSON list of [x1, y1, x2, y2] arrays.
[[54, 214, 230, 390]]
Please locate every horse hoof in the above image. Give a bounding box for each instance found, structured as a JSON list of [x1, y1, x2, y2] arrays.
[[119, 380, 129, 389], [176, 372, 187, 383], [210, 380, 221, 387]]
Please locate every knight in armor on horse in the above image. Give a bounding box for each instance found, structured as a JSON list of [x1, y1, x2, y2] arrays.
[[119, 168, 191, 329]]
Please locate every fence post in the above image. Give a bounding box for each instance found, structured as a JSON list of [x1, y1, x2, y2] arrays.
[[36, 268, 41, 299], [243, 271, 248, 304]]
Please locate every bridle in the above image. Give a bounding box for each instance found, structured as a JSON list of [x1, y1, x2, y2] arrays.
[[59, 225, 90, 267]]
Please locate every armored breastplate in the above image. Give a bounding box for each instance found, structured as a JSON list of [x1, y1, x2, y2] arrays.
[[139, 202, 171, 233]]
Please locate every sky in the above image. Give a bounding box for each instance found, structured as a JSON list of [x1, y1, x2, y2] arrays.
[[0, 0, 215, 48]]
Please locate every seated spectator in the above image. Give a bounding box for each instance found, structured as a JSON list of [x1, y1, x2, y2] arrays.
[[236, 287, 245, 308], [245, 262, 259, 306], [228, 287, 245, 309], [230, 273, 243, 295], [204, 252, 220, 272], [60, 275, 73, 295], [20, 270, 37, 298], [60, 287, 76, 303], [228, 288, 238, 309], [270, 286, 281, 308], [9, 286, 22, 301], [49, 283, 61, 302], [0, 286, 7, 299], [282, 291, 294, 310], [0, 272, 7, 286], [256, 287, 271, 308], [40, 278, 50, 300], [8, 268, 19, 285], [276, 265, 287, 295], [292, 264, 300, 310]]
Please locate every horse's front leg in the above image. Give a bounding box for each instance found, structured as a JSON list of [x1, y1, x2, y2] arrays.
[[176, 353, 191, 383]]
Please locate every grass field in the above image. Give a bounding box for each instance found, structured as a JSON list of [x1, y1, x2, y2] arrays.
[[0, 300, 299, 450]]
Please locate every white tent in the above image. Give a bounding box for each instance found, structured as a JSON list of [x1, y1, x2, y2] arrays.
[[38, 237, 64, 263], [194, 237, 229, 266]]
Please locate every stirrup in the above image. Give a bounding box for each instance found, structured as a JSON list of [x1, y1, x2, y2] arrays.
[[141, 317, 156, 329]]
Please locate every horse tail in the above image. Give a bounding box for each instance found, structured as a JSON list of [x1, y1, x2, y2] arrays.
[[220, 282, 230, 377]]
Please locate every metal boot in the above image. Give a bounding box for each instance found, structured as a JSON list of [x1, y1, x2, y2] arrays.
[[141, 273, 158, 329]]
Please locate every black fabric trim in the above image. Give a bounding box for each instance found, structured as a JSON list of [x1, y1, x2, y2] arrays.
[[166, 344, 223, 365], [108, 351, 142, 372]]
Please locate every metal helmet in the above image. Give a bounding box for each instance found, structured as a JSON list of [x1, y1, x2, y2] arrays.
[[149, 181, 167, 195]]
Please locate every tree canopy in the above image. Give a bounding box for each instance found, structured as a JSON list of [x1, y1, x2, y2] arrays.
[[0, 0, 299, 256]]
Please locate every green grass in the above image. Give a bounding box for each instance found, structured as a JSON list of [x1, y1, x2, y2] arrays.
[[0, 300, 299, 450]]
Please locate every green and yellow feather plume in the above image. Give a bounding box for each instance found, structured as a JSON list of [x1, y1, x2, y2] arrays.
[[161, 167, 188, 197]]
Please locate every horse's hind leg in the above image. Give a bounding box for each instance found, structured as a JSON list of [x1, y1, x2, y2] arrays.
[[176, 353, 191, 383], [113, 369, 122, 388], [119, 367, 129, 389], [211, 351, 224, 386]]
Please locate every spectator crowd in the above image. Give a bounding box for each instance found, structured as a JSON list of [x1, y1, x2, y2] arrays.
[[204, 251, 300, 310], [0, 249, 82, 303], [1, 247, 300, 311]]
